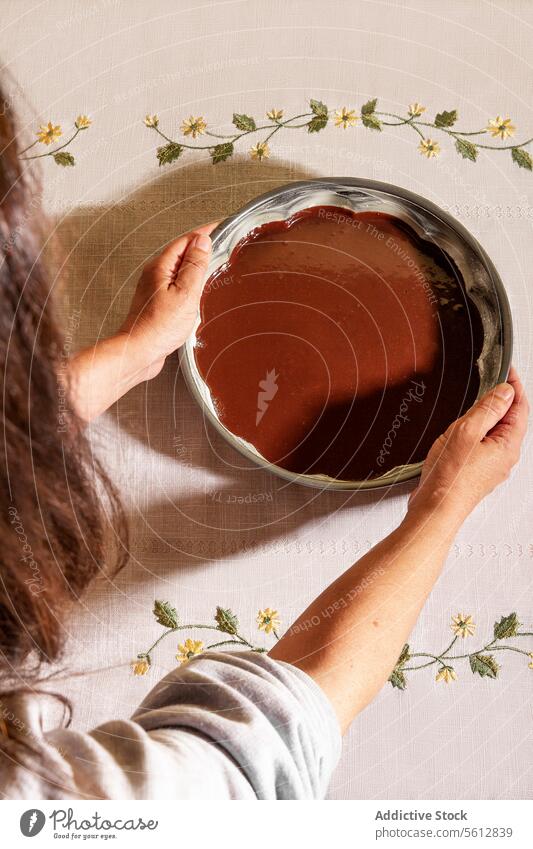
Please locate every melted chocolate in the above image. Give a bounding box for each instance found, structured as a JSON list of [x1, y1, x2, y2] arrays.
[[195, 206, 484, 481]]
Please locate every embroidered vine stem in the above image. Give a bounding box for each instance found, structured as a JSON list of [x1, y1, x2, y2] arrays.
[[144, 99, 533, 171], [144, 623, 258, 657], [132, 601, 281, 675], [404, 636, 531, 671], [16, 102, 532, 171], [134, 604, 532, 689], [21, 127, 82, 160], [18, 116, 92, 167], [389, 612, 533, 689]]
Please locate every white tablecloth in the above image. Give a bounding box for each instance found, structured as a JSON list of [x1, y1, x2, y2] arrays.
[[3, 0, 532, 799]]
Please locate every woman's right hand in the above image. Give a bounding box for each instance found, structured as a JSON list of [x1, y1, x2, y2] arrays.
[[408, 366, 528, 524]]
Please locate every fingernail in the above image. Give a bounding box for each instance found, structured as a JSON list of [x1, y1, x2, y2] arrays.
[[193, 234, 211, 253], [495, 383, 514, 401]]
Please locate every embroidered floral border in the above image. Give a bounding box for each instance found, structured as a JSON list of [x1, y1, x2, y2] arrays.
[[19, 100, 533, 173], [143, 99, 533, 172], [134, 602, 533, 691]]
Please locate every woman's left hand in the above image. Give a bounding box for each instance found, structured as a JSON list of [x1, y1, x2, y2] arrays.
[[67, 224, 216, 421], [118, 223, 216, 379]]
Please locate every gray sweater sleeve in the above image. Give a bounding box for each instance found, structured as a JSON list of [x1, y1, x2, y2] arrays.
[[42, 652, 341, 800]]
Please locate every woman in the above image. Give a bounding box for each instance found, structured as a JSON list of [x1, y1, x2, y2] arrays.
[[0, 88, 528, 799]]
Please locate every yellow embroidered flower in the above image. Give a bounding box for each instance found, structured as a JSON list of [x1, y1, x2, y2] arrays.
[[267, 108, 284, 121], [181, 115, 207, 138], [451, 613, 476, 638], [131, 657, 150, 676], [250, 142, 270, 161], [408, 102, 426, 117], [257, 607, 281, 634], [75, 115, 91, 130], [436, 666, 457, 684], [418, 138, 440, 158], [144, 114, 159, 128], [486, 116, 515, 140], [528, 653, 533, 670], [176, 638, 204, 665], [36, 121, 62, 145], [334, 107, 358, 129]]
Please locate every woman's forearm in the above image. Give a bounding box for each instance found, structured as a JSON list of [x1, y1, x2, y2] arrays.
[[66, 332, 161, 422], [269, 500, 464, 732]]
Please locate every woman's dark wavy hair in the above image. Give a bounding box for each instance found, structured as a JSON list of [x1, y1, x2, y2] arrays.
[[0, 80, 128, 692]]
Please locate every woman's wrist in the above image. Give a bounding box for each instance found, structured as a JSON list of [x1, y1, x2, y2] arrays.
[[403, 490, 470, 539], [112, 329, 167, 384], [68, 331, 166, 422]]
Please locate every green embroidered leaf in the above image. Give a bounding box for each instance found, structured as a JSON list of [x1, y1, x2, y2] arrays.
[[512, 147, 533, 171], [435, 109, 458, 128], [388, 667, 407, 690], [469, 653, 499, 679], [232, 113, 256, 132], [455, 138, 478, 162], [54, 151, 75, 167], [153, 600, 179, 629], [493, 612, 520, 639], [309, 99, 328, 118], [397, 643, 411, 666], [361, 98, 377, 115], [156, 142, 183, 166], [211, 142, 234, 164], [215, 606, 239, 635], [307, 114, 328, 133], [362, 112, 382, 131]]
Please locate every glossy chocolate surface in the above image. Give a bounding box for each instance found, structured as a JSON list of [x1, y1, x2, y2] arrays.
[[194, 205, 483, 481]]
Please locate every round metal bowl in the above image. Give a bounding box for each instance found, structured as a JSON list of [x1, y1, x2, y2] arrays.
[[181, 177, 513, 490]]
